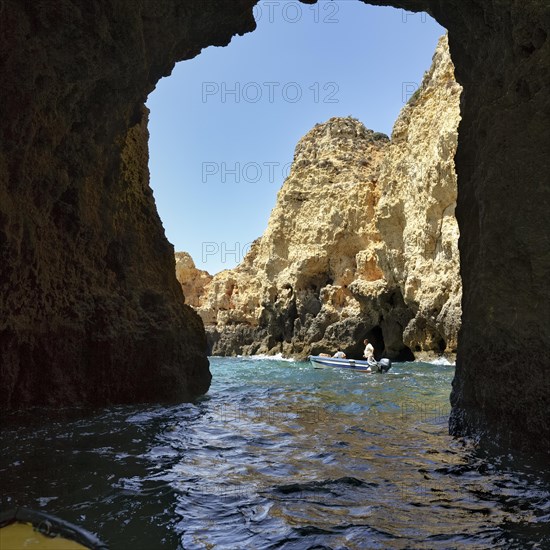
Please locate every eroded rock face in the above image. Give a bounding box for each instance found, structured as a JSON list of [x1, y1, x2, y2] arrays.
[[1, 0, 549, 452], [198, 118, 393, 358], [375, 35, 463, 358], [365, 0, 550, 452], [185, 36, 462, 363], [175, 252, 213, 309]]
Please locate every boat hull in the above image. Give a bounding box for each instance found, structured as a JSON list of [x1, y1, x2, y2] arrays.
[[309, 355, 375, 372]]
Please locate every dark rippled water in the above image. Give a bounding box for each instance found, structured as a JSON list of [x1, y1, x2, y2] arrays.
[[1, 357, 549, 549]]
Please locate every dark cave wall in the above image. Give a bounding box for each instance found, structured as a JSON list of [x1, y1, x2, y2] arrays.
[[445, 2, 550, 452], [0, 0, 548, 451], [0, 0, 257, 407]]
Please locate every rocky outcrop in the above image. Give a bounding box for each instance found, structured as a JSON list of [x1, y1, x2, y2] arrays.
[[197, 119, 393, 358], [1, 0, 549, 452], [375, 35, 463, 358], [175, 252, 213, 308], [186, 35, 461, 363]]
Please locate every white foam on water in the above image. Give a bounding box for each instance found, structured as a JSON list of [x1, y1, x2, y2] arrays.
[[237, 353, 295, 362], [429, 356, 456, 366]]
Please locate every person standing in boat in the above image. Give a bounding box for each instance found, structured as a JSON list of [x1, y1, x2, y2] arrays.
[[363, 339, 375, 364]]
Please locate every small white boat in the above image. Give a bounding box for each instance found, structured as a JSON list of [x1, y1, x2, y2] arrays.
[[308, 355, 392, 373]]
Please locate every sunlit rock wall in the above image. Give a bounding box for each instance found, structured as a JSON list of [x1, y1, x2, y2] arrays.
[[185, 36, 462, 363], [375, 35, 462, 358], [175, 252, 213, 309]]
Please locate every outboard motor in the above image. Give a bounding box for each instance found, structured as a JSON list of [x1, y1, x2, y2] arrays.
[[377, 358, 392, 373]]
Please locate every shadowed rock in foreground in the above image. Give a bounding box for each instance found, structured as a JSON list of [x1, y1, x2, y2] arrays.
[[0, 1, 260, 407]]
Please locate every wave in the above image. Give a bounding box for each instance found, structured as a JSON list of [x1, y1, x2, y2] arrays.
[[237, 353, 295, 362], [428, 356, 456, 366]]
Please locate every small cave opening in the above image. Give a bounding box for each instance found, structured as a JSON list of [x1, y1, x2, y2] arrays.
[[345, 325, 386, 360], [395, 345, 415, 363], [349, 324, 414, 362], [364, 325, 385, 359]]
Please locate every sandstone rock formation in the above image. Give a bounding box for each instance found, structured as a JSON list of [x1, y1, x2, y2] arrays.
[[375, 35, 463, 359], [185, 119, 393, 358], [180, 35, 462, 363], [1, 0, 549, 452], [175, 252, 213, 308]]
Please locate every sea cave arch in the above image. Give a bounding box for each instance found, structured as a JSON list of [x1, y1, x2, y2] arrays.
[[0, 1, 548, 453]]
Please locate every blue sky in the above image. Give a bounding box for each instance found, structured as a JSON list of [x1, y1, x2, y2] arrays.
[[146, 0, 445, 275]]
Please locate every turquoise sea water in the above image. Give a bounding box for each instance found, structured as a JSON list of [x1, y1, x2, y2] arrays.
[[1, 357, 549, 549]]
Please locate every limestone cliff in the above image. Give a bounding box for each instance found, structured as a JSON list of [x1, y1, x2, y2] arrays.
[[175, 252, 213, 309], [178, 36, 462, 362], [374, 35, 463, 358], [190, 118, 392, 358]]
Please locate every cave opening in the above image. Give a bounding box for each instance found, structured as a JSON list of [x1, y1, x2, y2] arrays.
[[364, 325, 385, 358], [147, 1, 447, 274], [146, 1, 458, 362], [0, 0, 547, 453]]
